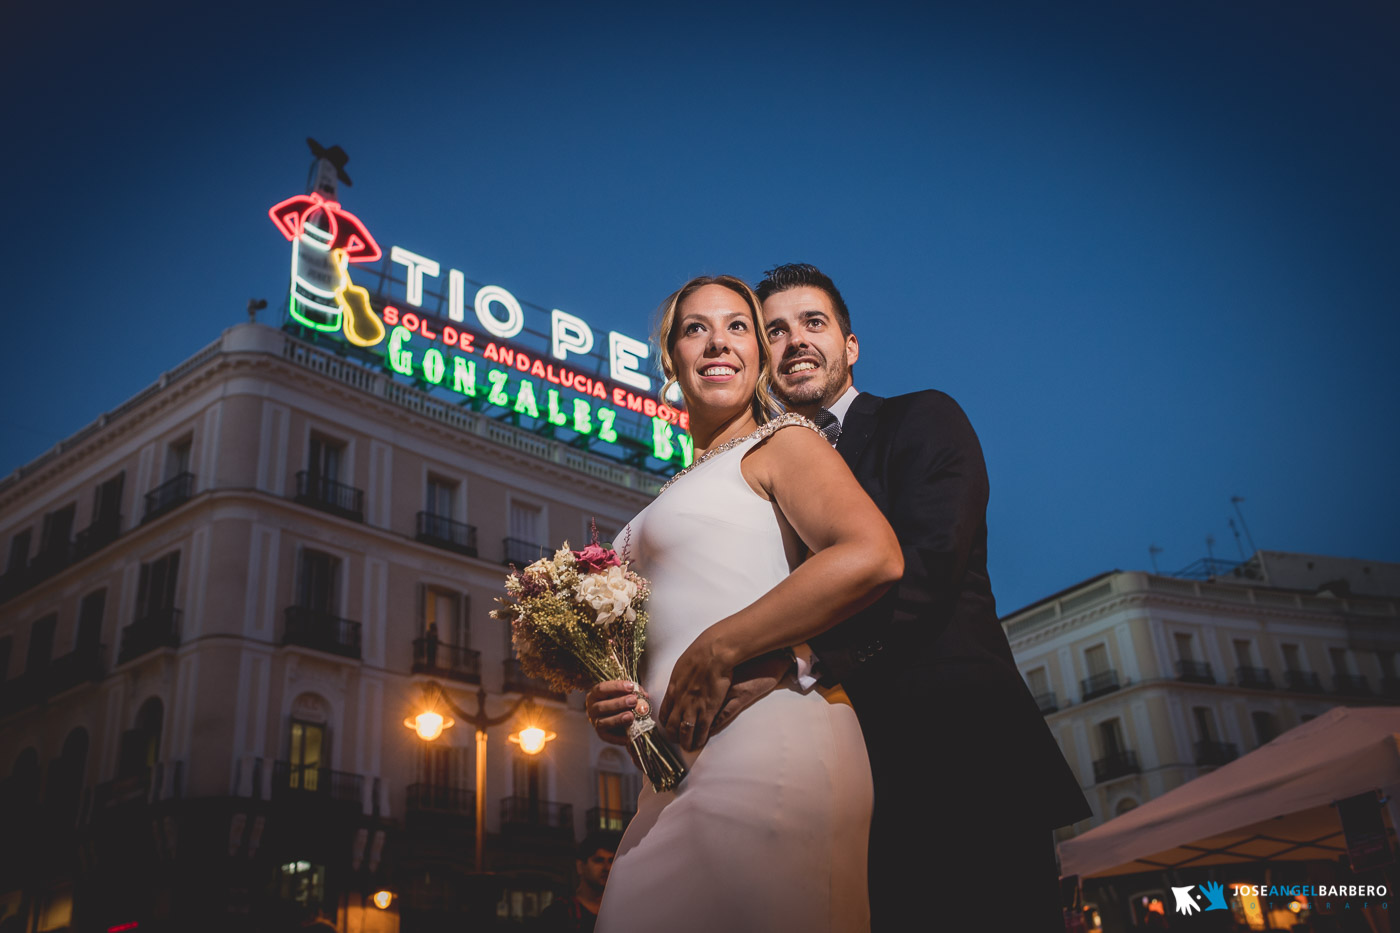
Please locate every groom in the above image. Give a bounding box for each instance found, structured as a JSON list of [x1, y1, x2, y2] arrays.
[[751, 262, 1089, 931]]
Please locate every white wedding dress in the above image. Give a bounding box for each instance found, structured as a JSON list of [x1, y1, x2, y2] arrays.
[[595, 420, 873, 933]]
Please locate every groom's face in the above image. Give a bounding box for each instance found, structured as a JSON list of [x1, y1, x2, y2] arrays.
[[763, 286, 859, 411]]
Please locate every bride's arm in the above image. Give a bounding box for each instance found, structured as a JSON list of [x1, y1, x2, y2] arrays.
[[658, 424, 903, 750]]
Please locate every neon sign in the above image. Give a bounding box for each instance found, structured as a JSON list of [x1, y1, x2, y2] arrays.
[[270, 193, 691, 470]]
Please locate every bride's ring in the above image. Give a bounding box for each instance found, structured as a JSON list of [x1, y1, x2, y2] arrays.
[[681, 720, 695, 729]]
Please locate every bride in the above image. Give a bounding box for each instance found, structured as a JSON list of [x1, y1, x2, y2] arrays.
[[590, 275, 902, 933]]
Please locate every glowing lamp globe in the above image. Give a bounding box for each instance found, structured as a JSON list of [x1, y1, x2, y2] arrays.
[[509, 724, 557, 755], [372, 890, 393, 910], [405, 711, 453, 741]]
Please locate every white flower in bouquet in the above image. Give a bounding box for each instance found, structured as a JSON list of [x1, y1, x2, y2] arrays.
[[578, 565, 639, 625]]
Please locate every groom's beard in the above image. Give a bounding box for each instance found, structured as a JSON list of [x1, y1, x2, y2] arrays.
[[775, 352, 850, 410]]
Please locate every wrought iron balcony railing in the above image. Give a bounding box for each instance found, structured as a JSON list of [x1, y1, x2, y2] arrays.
[[46, 643, 106, 697], [1333, 674, 1372, 696], [503, 537, 544, 567], [1194, 740, 1239, 767], [1235, 666, 1274, 690], [284, 606, 362, 659], [500, 795, 573, 830], [1080, 670, 1120, 701], [118, 608, 182, 664], [407, 782, 475, 815], [144, 472, 195, 522], [502, 658, 565, 701], [1283, 670, 1323, 693], [585, 806, 635, 833], [272, 761, 363, 804], [1092, 749, 1140, 783], [1176, 659, 1216, 684], [294, 471, 364, 522], [1033, 691, 1058, 714], [412, 638, 481, 683], [416, 512, 479, 557]]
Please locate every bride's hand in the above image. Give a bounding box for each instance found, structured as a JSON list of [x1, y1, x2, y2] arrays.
[[659, 630, 736, 752], [585, 680, 643, 747]]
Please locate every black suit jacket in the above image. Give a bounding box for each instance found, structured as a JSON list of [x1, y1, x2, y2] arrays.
[[809, 390, 1089, 830]]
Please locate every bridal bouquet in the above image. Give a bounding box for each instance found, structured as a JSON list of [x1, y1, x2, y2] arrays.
[[491, 531, 686, 792]]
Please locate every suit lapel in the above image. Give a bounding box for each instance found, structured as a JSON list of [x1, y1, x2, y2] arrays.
[[836, 392, 883, 470]]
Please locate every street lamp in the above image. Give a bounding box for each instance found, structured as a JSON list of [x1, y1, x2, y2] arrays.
[[403, 681, 557, 870]]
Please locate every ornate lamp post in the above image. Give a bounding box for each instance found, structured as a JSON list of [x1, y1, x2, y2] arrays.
[[404, 681, 556, 870]]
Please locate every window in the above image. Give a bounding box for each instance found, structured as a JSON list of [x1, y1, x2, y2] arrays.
[[1026, 667, 1049, 696], [1232, 639, 1254, 667], [594, 749, 637, 831], [1252, 711, 1279, 745], [289, 720, 326, 791], [1173, 633, 1195, 661], [308, 434, 343, 482], [1192, 707, 1217, 742], [118, 697, 163, 779], [1378, 651, 1396, 678], [1085, 644, 1109, 676], [77, 590, 105, 652], [1097, 719, 1125, 757], [1281, 643, 1302, 670], [422, 586, 465, 646], [1329, 647, 1353, 675], [92, 472, 125, 528], [135, 552, 180, 620], [296, 550, 340, 614], [279, 861, 326, 909], [509, 501, 542, 547], [6, 529, 30, 574], [164, 437, 192, 482], [39, 504, 76, 555], [426, 476, 456, 519], [26, 614, 57, 672]]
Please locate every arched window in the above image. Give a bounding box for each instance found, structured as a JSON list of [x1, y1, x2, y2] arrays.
[[45, 728, 89, 825], [118, 698, 163, 779]]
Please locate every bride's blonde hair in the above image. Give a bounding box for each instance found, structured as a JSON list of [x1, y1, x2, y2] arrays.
[[654, 275, 781, 425]]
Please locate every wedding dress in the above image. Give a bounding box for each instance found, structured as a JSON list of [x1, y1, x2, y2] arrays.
[[595, 419, 872, 933]]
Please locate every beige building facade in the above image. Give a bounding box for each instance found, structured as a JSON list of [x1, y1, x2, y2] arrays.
[[1002, 555, 1400, 844], [0, 322, 659, 932]]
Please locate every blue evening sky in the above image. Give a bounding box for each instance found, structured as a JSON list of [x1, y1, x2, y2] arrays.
[[2, 1, 1396, 613]]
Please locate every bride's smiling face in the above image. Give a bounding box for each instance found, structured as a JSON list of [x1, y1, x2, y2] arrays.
[[671, 284, 762, 420]]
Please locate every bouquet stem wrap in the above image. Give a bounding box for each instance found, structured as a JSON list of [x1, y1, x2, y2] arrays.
[[492, 538, 687, 793]]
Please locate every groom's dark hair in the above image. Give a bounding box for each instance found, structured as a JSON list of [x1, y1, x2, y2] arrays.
[[755, 263, 852, 337]]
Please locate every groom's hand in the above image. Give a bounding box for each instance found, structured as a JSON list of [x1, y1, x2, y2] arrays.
[[585, 680, 643, 747], [710, 651, 795, 737]]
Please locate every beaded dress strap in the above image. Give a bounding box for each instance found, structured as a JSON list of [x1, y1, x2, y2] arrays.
[[657, 412, 822, 494]]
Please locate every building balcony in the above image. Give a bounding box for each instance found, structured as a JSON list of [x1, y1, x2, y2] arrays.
[[503, 537, 544, 567], [271, 761, 364, 805], [413, 638, 481, 683], [1333, 674, 1372, 697], [1284, 670, 1324, 693], [407, 782, 475, 816], [284, 606, 362, 659], [46, 643, 106, 696], [1080, 670, 1121, 701], [118, 608, 182, 664], [75, 514, 122, 558], [1235, 666, 1274, 690], [585, 806, 635, 834], [500, 795, 573, 833], [1033, 691, 1058, 714], [416, 512, 478, 557], [1176, 659, 1216, 685], [502, 658, 565, 701], [143, 472, 195, 522], [1194, 740, 1239, 767], [1092, 750, 1140, 784], [294, 471, 364, 522], [27, 542, 73, 587]]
